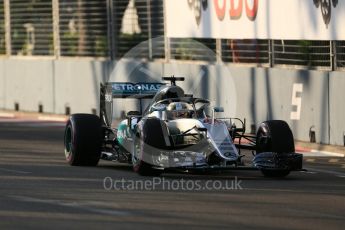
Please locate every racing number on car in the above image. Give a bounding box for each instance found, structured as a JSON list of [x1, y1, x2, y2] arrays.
[[290, 83, 303, 120]]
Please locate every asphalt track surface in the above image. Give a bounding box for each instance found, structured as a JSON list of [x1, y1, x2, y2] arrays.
[[0, 119, 344, 230]]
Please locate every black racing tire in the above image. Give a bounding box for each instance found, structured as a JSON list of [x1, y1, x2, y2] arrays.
[[256, 120, 294, 177], [256, 120, 295, 154], [132, 118, 166, 176], [64, 114, 102, 166]]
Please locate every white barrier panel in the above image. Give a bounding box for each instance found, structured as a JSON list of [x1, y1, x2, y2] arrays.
[[166, 0, 345, 40]]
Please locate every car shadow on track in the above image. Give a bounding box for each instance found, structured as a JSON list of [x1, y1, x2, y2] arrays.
[[97, 162, 304, 181]]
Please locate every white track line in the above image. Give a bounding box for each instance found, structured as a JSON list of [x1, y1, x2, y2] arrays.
[[301, 150, 345, 158], [10, 195, 130, 216], [329, 159, 340, 163], [306, 167, 345, 177], [305, 159, 315, 162], [0, 112, 15, 118], [38, 116, 68, 122], [0, 167, 31, 174]]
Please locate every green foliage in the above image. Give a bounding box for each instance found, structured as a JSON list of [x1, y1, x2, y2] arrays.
[[174, 38, 196, 60], [298, 40, 312, 65], [94, 35, 107, 57], [117, 33, 146, 57], [61, 31, 79, 56], [0, 24, 5, 54]]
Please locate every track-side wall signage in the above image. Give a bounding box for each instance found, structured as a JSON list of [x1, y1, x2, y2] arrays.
[[290, 83, 303, 121], [166, 0, 344, 40]]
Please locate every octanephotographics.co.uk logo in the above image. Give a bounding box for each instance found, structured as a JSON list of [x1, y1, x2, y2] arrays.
[[103, 177, 243, 191]]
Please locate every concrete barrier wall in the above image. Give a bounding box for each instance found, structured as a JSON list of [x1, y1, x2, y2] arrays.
[[53, 59, 109, 115], [0, 58, 337, 145], [0, 59, 108, 115], [0, 59, 5, 109], [2, 59, 55, 113], [329, 72, 345, 146]]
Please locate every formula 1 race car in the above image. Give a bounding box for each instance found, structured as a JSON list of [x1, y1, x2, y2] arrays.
[[64, 76, 303, 177]]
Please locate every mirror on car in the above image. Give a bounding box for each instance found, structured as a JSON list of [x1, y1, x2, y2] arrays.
[[127, 111, 141, 130], [127, 111, 141, 117], [129, 117, 139, 130]]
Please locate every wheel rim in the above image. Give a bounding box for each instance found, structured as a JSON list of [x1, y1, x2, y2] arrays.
[[64, 126, 72, 160], [256, 126, 269, 153]]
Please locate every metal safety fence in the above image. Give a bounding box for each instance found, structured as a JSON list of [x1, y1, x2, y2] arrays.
[[0, 0, 344, 71], [112, 0, 164, 59], [10, 0, 53, 56], [272, 40, 331, 69], [170, 38, 216, 62], [59, 0, 108, 57], [221, 39, 269, 65], [335, 41, 345, 69]]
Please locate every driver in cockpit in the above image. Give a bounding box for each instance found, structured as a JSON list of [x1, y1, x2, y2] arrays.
[[166, 102, 194, 119]]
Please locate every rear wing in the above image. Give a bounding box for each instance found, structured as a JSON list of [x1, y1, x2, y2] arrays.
[[100, 82, 165, 127], [108, 82, 166, 98]]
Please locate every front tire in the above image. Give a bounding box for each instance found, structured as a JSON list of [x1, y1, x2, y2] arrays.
[[132, 135, 162, 176], [256, 120, 294, 177], [64, 114, 102, 166], [132, 118, 166, 176]]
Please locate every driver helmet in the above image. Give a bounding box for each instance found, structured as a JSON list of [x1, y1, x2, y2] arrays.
[[167, 102, 193, 119]]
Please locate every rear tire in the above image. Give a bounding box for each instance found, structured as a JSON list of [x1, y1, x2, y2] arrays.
[[256, 120, 294, 177], [64, 114, 102, 166]]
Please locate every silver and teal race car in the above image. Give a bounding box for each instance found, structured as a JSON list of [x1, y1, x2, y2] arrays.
[[64, 76, 303, 177]]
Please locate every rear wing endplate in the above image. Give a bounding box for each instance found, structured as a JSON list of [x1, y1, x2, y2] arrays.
[[100, 82, 165, 127]]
